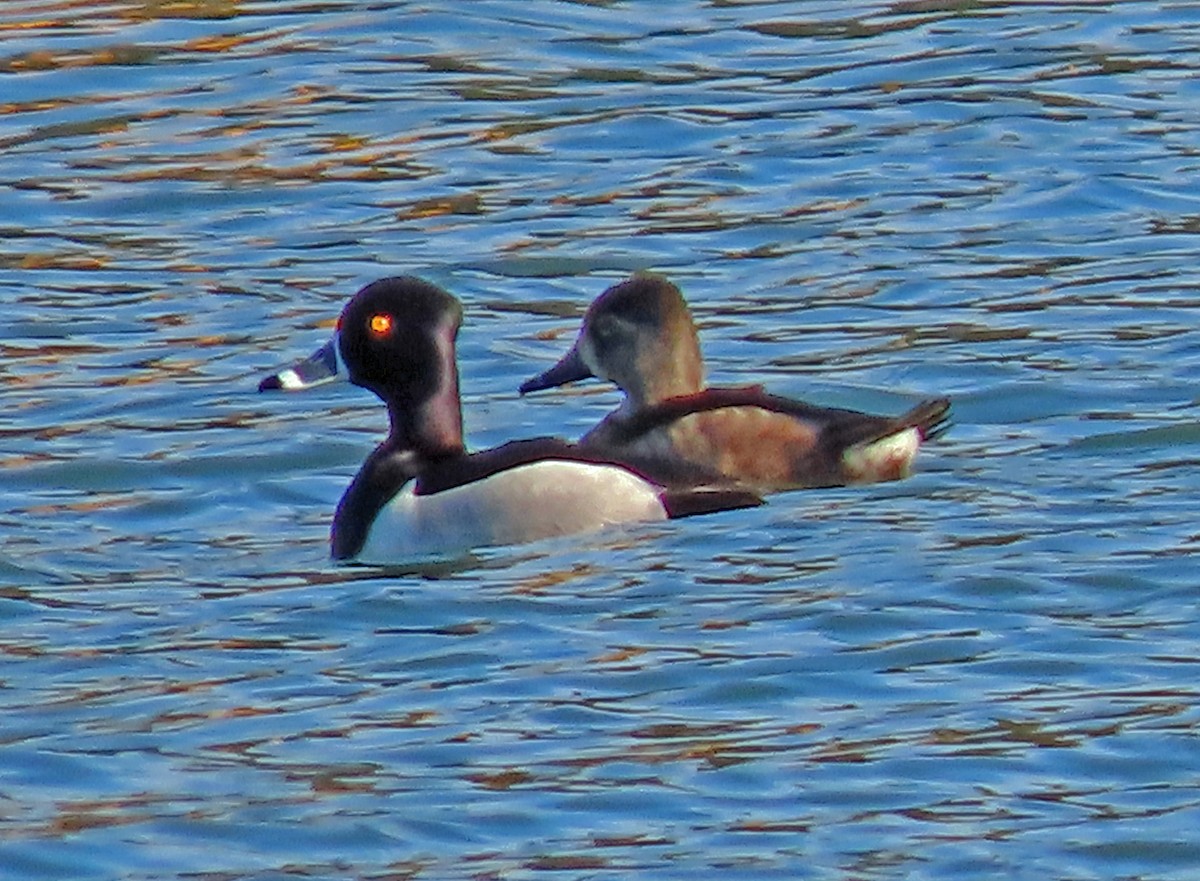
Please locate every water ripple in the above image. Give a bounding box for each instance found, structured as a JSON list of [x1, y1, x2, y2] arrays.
[[3, 1, 1200, 879]]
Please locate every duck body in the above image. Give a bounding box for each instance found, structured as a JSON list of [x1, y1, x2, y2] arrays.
[[259, 277, 760, 564], [520, 273, 950, 493], [341, 451, 668, 564], [579, 390, 948, 490]]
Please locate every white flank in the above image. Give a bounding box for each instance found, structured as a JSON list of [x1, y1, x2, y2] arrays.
[[842, 428, 921, 482], [354, 460, 667, 564]]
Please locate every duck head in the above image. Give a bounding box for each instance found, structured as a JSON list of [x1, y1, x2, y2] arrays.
[[260, 276, 465, 456], [519, 273, 705, 407]]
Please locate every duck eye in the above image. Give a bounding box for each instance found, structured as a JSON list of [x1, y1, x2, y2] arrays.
[[369, 313, 394, 337]]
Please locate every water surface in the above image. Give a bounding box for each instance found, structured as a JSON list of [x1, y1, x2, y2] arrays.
[[2, 2, 1199, 879]]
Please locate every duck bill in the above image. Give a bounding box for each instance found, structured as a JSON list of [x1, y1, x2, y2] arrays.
[[258, 336, 343, 392], [519, 343, 594, 394]]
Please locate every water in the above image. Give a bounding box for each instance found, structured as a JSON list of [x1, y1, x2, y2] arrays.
[[2, 1, 1199, 878]]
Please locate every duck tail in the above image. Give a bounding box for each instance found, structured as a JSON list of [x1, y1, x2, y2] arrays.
[[838, 398, 951, 483], [660, 485, 764, 519], [900, 397, 952, 442]]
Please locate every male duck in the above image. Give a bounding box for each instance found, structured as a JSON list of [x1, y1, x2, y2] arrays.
[[259, 277, 761, 564], [519, 273, 951, 492]]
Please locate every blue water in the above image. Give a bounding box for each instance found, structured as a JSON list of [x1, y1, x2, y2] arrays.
[[2, 1, 1199, 879]]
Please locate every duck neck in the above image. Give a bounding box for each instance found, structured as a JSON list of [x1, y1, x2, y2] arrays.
[[634, 334, 705, 406], [385, 349, 466, 458], [387, 398, 464, 458], [390, 311, 467, 457]]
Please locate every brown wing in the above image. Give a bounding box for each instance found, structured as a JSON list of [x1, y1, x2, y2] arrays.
[[586, 388, 951, 490]]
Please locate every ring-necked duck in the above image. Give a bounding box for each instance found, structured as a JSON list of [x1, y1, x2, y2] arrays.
[[259, 277, 761, 564], [519, 273, 950, 492]]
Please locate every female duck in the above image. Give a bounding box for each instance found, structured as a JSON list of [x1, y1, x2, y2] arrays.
[[520, 273, 950, 492], [259, 277, 759, 564]]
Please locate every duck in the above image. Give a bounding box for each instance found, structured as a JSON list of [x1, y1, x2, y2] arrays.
[[518, 273, 951, 492], [258, 276, 762, 564]]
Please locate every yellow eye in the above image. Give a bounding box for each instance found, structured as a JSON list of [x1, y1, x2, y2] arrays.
[[369, 313, 393, 337]]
